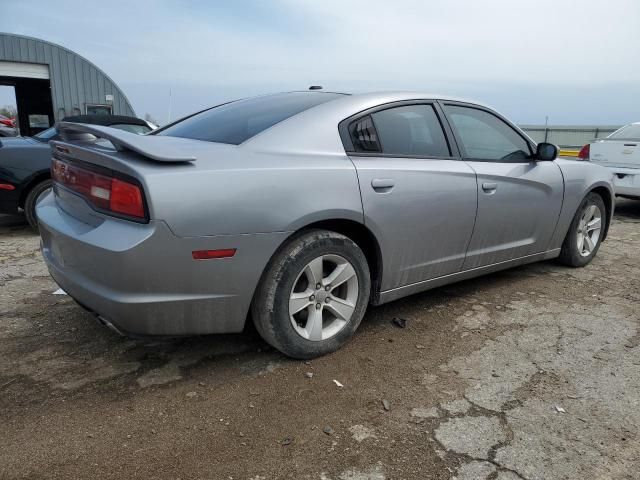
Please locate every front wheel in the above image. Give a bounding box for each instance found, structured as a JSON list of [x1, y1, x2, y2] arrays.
[[558, 192, 606, 267], [252, 230, 371, 359]]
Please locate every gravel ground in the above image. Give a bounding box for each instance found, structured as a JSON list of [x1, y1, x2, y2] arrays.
[[1, 201, 639, 480]]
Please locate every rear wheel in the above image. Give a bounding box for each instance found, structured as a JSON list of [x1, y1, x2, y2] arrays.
[[24, 179, 52, 231], [558, 192, 606, 267], [252, 230, 371, 359]]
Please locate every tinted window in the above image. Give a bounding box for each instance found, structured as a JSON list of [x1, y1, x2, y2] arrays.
[[349, 115, 381, 152], [370, 105, 450, 157], [157, 92, 342, 145], [445, 105, 531, 161], [609, 124, 640, 139]]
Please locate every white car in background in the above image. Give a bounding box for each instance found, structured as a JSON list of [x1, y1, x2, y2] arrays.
[[579, 122, 640, 199]]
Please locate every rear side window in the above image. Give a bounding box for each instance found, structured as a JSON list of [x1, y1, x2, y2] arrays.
[[156, 92, 342, 145], [444, 105, 531, 161], [609, 124, 640, 140], [371, 105, 450, 157]]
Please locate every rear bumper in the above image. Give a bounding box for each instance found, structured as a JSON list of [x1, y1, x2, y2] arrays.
[[37, 191, 288, 336], [599, 165, 640, 197]]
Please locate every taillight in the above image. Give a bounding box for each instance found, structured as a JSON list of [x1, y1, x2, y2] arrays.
[[111, 178, 145, 218], [577, 144, 590, 160], [51, 159, 146, 221]]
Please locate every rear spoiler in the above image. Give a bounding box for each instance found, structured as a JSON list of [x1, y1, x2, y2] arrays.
[[56, 122, 196, 163]]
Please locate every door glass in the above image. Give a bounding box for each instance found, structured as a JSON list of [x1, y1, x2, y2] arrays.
[[371, 105, 450, 157], [445, 105, 531, 161]]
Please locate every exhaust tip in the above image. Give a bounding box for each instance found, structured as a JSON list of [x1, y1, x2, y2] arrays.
[[97, 315, 126, 336]]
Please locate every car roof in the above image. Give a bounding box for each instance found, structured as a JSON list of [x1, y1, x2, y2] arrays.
[[347, 91, 489, 107], [288, 90, 490, 109], [245, 90, 495, 153]]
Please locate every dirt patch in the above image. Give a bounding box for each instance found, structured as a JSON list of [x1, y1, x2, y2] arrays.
[[1, 200, 639, 479]]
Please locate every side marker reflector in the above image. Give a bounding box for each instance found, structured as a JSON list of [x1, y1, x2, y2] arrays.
[[192, 248, 237, 260], [0, 183, 16, 191]]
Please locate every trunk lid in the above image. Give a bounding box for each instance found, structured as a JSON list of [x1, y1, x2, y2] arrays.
[[49, 122, 219, 224]]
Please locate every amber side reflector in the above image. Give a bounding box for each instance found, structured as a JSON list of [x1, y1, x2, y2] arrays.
[[192, 249, 237, 260]]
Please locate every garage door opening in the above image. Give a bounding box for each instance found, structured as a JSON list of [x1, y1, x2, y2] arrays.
[[0, 61, 55, 137]]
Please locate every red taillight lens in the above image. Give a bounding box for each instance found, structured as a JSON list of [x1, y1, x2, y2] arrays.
[[111, 178, 144, 218], [577, 144, 590, 160], [52, 159, 146, 220]]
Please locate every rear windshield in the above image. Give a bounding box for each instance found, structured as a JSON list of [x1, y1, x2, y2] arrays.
[[156, 92, 342, 145], [609, 124, 640, 140]]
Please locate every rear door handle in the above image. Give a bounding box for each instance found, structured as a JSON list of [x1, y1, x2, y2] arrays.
[[371, 178, 395, 192], [482, 182, 498, 192]]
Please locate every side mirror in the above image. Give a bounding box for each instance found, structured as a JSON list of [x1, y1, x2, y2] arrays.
[[536, 142, 558, 161]]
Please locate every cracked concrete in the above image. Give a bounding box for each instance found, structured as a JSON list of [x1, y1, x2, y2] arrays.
[[435, 415, 506, 458]]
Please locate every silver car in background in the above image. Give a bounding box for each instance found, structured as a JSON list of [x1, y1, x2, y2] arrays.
[[579, 122, 640, 199], [37, 91, 615, 358]]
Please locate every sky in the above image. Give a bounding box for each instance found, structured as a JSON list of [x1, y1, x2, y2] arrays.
[[1, 0, 639, 125]]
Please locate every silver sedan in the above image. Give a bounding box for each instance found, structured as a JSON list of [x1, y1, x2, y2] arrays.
[[37, 91, 614, 358]]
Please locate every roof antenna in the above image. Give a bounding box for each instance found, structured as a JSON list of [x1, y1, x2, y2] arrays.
[[308, 85, 323, 90]]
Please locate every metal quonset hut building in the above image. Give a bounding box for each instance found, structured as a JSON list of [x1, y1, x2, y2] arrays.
[[0, 33, 135, 136]]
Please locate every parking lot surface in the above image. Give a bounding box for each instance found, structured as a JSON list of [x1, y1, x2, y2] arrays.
[[1, 201, 639, 480]]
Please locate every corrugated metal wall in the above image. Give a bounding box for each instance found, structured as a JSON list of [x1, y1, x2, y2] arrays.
[[520, 125, 621, 148], [0, 33, 135, 121]]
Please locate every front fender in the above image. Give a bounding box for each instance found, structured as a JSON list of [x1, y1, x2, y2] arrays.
[[549, 160, 615, 249]]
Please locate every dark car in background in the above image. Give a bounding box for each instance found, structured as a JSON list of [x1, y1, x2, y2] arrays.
[[0, 115, 156, 229]]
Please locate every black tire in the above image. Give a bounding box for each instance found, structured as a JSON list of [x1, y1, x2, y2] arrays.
[[557, 192, 607, 267], [24, 179, 52, 231], [252, 230, 371, 359]]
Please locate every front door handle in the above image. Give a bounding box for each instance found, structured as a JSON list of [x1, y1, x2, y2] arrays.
[[482, 182, 498, 193], [371, 178, 395, 193]]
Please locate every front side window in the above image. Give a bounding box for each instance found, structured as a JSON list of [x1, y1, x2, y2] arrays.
[[157, 92, 342, 145], [445, 105, 531, 161], [370, 105, 450, 157]]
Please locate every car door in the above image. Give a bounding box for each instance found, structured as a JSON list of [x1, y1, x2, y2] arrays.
[[441, 102, 564, 270], [343, 102, 478, 291]]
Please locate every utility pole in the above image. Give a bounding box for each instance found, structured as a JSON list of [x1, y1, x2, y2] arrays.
[[544, 115, 549, 142], [167, 88, 172, 125]]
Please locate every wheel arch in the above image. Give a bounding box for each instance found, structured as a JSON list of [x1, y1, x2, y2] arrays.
[[18, 170, 50, 208], [252, 217, 384, 312], [589, 184, 613, 241]]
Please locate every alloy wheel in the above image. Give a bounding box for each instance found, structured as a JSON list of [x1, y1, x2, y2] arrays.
[[576, 204, 602, 257], [289, 254, 359, 341]]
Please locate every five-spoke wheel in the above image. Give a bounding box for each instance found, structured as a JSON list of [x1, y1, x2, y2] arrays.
[[252, 230, 370, 359], [289, 254, 359, 342], [576, 204, 602, 257], [559, 192, 606, 267]]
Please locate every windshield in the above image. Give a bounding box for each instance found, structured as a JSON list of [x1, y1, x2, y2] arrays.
[[609, 124, 640, 140], [156, 92, 343, 145]]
